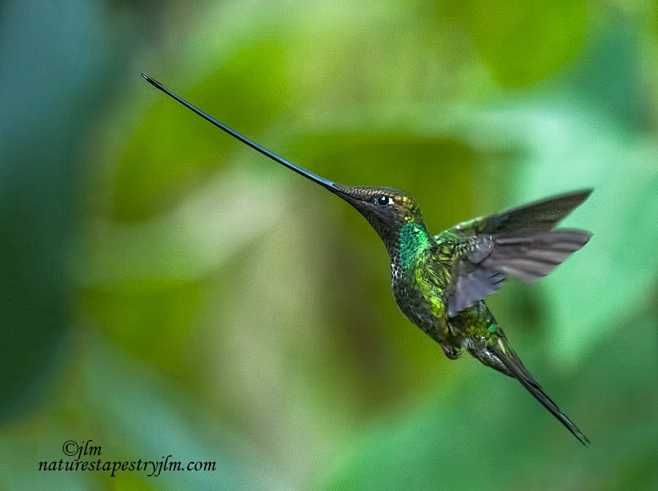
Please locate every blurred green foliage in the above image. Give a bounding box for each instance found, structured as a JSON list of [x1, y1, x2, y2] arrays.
[[1, 1, 657, 490]]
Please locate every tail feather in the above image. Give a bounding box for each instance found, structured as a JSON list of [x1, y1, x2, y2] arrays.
[[490, 338, 590, 446]]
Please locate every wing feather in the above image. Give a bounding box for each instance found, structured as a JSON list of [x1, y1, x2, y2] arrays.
[[444, 190, 593, 317]]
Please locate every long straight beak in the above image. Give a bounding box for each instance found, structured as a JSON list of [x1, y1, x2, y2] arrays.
[[141, 73, 341, 193]]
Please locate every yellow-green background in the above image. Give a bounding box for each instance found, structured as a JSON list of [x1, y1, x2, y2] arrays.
[[1, 1, 657, 490]]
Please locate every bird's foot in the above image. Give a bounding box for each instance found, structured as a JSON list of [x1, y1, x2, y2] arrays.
[[440, 344, 462, 360]]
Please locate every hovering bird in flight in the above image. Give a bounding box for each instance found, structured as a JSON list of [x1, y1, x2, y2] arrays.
[[142, 73, 592, 445]]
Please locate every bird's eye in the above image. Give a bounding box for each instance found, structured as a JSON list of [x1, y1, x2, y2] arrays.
[[376, 195, 391, 206]]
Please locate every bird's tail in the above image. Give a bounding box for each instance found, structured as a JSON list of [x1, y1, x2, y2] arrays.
[[488, 334, 590, 446]]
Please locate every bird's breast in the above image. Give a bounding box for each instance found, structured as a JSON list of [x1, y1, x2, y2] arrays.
[[391, 261, 443, 336]]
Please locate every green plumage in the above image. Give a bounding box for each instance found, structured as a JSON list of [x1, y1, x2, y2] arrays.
[[384, 189, 592, 445], [143, 74, 593, 446], [328, 184, 592, 445]]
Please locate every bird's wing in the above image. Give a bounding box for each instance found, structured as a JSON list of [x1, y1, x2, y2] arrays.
[[442, 189, 593, 317]]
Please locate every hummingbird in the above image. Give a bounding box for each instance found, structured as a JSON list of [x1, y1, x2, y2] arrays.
[[142, 73, 592, 445]]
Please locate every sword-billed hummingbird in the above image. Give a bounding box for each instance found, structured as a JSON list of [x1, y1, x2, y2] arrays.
[[142, 74, 592, 445]]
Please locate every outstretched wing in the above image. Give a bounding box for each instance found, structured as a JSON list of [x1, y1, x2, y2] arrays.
[[443, 189, 593, 317]]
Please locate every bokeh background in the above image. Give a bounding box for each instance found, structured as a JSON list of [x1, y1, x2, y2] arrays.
[[1, 1, 657, 490]]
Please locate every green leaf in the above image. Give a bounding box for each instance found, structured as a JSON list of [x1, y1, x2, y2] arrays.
[[471, 101, 658, 367], [318, 315, 658, 491], [452, 0, 590, 87], [79, 336, 285, 490], [0, 0, 107, 423]]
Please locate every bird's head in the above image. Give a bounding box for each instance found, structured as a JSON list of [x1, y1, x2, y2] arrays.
[[331, 185, 424, 243]]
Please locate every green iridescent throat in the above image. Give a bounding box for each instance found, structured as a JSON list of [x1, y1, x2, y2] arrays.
[[398, 222, 431, 271]]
